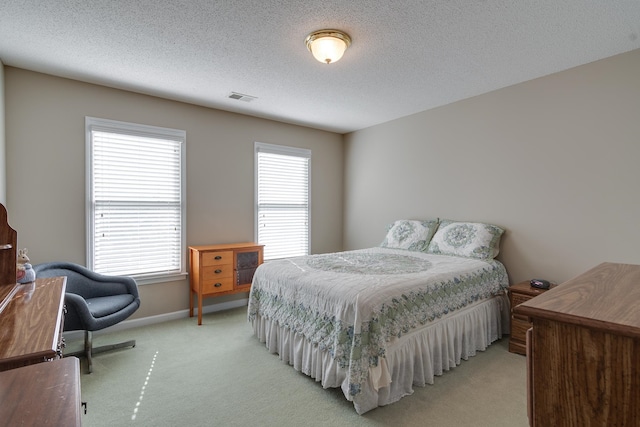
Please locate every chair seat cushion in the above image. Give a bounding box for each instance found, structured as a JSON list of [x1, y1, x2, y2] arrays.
[[86, 294, 136, 318]]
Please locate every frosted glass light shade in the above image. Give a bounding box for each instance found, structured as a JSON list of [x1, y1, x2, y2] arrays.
[[305, 30, 351, 64]]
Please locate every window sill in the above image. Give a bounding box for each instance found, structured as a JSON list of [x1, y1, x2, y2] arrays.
[[134, 272, 188, 286]]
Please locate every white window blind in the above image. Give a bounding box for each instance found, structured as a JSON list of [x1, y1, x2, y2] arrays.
[[255, 142, 310, 260], [86, 117, 186, 282]]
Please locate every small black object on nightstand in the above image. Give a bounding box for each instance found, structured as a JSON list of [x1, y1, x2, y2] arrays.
[[530, 278, 551, 290]]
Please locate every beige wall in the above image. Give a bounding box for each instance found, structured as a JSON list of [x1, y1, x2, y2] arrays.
[[5, 48, 640, 318], [344, 49, 640, 285], [0, 60, 5, 204], [4, 68, 344, 319]]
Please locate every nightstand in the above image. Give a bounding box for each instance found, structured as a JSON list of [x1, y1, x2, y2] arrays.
[[508, 281, 553, 355]]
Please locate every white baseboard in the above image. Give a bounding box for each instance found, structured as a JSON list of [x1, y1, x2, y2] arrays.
[[63, 297, 249, 341]]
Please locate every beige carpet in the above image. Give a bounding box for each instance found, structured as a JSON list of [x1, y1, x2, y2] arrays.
[[76, 307, 529, 426]]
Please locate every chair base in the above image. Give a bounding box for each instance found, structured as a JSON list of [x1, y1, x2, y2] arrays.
[[64, 330, 136, 373]]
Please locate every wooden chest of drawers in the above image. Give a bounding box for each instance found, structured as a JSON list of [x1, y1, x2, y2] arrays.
[[189, 242, 263, 325], [507, 281, 552, 355]]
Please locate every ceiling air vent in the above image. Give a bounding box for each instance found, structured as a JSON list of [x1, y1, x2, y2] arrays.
[[228, 92, 257, 102]]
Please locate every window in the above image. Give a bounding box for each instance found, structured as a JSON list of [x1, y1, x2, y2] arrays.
[[86, 117, 186, 284], [255, 142, 310, 260]]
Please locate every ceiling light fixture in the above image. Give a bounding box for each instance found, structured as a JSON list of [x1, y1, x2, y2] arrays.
[[305, 29, 351, 64]]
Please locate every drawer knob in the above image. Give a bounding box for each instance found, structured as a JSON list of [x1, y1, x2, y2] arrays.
[[214, 283, 222, 287], [215, 255, 222, 260], [215, 269, 222, 274]]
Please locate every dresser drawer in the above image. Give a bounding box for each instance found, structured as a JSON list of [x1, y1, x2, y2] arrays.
[[511, 317, 531, 343], [202, 265, 233, 281], [201, 251, 233, 266], [511, 292, 532, 309], [202, 277, 234, 294]]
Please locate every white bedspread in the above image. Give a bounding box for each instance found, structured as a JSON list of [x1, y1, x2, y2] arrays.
[[248, 247, 509, 410]]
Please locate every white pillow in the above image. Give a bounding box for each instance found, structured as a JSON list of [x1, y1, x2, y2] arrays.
[[427, 220, 504, 259], [380, 219, 439, 252]]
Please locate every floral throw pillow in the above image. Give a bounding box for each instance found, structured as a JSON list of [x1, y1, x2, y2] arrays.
[[380, 219, 439, 252], [427, 220, 504, 259]]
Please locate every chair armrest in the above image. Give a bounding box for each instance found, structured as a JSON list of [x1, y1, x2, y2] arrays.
[[64, 292, 94, 331]]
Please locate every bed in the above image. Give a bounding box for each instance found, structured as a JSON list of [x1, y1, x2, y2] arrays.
[[248, 219, 510, 414]]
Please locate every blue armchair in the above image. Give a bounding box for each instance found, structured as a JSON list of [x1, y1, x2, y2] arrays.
[[33, 262, 141, 373]]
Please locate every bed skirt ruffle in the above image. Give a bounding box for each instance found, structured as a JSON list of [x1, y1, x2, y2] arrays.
[[251, 293, 510, 414]]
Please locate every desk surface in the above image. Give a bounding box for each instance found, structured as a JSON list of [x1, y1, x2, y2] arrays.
[[515, 262, 640, 338], [0, 356, 82, 426], [0, 277, 66, 370]]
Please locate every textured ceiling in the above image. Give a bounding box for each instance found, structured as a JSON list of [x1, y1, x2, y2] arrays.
[[1, 1, 639, 134]]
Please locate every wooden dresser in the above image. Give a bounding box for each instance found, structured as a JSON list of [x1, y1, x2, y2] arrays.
[[189, 242, 264, 325], [0, 276, 67, 371], [0, 356, 82, 426], [0, 202, 81, 425], [515, 262, 640, 426]]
